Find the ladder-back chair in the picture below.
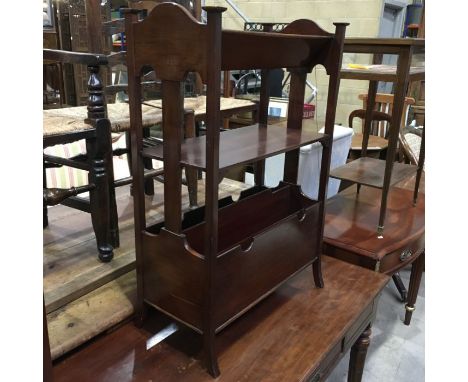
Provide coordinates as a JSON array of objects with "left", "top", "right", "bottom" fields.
[{"left": 43, "top": 51, "right": 116, "bottom": 262}]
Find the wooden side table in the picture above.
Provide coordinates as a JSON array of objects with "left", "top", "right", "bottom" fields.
[
  {"left": 52, "top": 257, "right": 389, "bottom": 381},
  {"left": 331, "top": 38, "right": 425, "bottom": 234},
  {"left": 324, "top": 185, "right": 424, "bottom": 325}
]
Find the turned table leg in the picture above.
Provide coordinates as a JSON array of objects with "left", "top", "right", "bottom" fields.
[
  {"left": 348, "top": 324, "right": 371, "bottom": 382},
  {"left": 404, "top": 251, "right": 425, "bottom": 325}
]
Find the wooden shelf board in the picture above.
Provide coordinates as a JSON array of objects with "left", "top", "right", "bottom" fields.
[
  {"left": 340, "top": 65, "right": 425, "bottom": 82},
  {"left": 143, "top": 123, "right": 328, "bottom": 170},
  {"left": 330, "top": 157, "right": 418, "bottom": 189}
]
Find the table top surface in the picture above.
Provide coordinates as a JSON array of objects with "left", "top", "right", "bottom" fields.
[
  {"left": 345, "top": 37, "right": 425, "bottom": 47},
  {"left": 324, "top": 185, "right": 425, "bottom": 260},
  {"left": 53, "top": 256, "right": 389, "bottom": 381},
  {"left": 340, "top": 64, "right": 425, "bottom": 82}
]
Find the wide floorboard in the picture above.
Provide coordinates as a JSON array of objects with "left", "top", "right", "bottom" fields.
[{"left": 44, "top": 178, "right": 249, "bottom": 359}]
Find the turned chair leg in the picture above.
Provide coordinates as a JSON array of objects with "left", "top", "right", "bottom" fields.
[
  {"left": 404, "top": 252, "right": 425, "bottom": 325},
  {"left": 348, "top": 324, "right": 372, "bottom": 382},
  {"left": 87, "top": 120, "right": 114, "bottom": 262}
]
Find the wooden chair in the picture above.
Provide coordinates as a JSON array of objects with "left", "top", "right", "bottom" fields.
[
  {"left": 399, "top": 125, "right": 424, "bottom": 165},
  {"left": 43, "top": 50, "right": 116, "bottom": 262},
  {"left": 349, "top": 93, "right": 415, "bottom": 160}
]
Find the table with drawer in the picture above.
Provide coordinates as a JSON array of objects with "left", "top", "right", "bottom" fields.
[{"left": 323, "top": 185, "right": 424, "bottom": 325}]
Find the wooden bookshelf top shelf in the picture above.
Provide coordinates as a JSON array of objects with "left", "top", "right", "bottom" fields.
[
  {"left": 340, "top": 64, "right": 425, "bottom": 82},
  {"left": 329, "top": 157, "right": 418, "bottom": 189},
  {"left": 143, "top": 123, "right": 328, "bottom": 171}
]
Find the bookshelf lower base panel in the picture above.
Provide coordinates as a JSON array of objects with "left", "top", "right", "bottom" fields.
[{"left": 140, "top": 183, "right": 323, "bottom": 332}]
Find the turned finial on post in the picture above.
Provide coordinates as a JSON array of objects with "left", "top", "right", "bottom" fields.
[{"left": 87, "top": 65, "right": 106, "bottom": 120}]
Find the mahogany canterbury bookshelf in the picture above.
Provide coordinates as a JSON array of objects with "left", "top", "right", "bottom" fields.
[{"left": 125, "top": 3, "right": 347, "bottom": 377}]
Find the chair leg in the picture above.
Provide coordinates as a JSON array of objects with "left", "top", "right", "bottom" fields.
[
  {"left": 87, "top": 119, "right": 113, "bottom": 262},
  {"left": 125, "top": 131, "right": 132, "bottom": 176},
  {"left": 107, "top": 134, "right": 119, "bottom": 249}
]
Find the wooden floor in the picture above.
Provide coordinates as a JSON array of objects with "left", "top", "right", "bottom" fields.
[{"left": 44, "top": 178, "right": 249, "bottom": 360}]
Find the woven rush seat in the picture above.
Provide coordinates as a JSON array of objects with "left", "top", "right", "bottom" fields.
[
  {"left": 145, "top": 95, "right": 256, "bottom": 117},
  {"left": 43, "top": 102, "right": 163, "bottom": 137},
  {"left": 43, "top": 96, "right": 256, "bottom": 137}
]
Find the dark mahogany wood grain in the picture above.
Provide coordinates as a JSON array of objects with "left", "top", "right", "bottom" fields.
[
  {"left": 125, "top": 2, "right": 347, "bottom": 375},
  {"left": 52, "top": 257, "right": 389, "bottom": 382},
  {"left": 143, "top": 123, "right": 328, "bottom": 170},
  {"left": 324, "top": 186, "right": 424, "bottom": 263},
  {"left": 330, "top": 157, "right": 418, "bottom": 189},
  {"left": 140, "top": 184, "right": 322, "bottom": 332},
  {"left": 323, "top": 184, "right": 424, "bottom": 325}
]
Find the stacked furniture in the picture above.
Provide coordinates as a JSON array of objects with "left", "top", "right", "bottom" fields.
[
  {"left": 331, "top": 38, "right": 425, "bottom": 234},
  {"left": 323, "top": 38, "right": 425, "bottom": 319},
  {"left": 126, "top": 3, "right": 347, "bottom": 376}
]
